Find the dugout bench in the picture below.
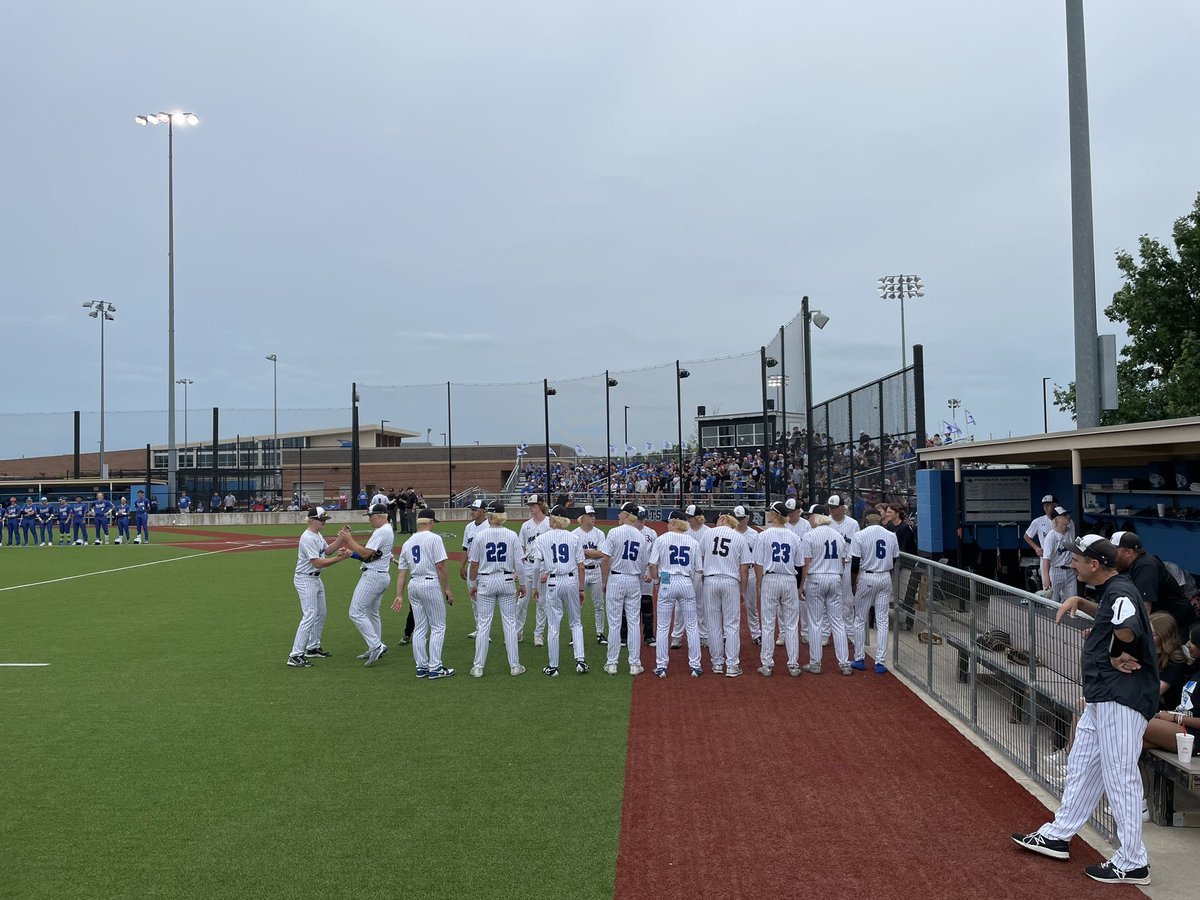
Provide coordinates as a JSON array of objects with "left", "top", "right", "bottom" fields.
[{"left": 1142, "top": 748, "right": 1200, "bottom": 827}]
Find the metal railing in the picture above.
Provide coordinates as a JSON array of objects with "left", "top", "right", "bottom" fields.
[{"left": 891, "top": 553, "right": 1114, "bottom": 840}]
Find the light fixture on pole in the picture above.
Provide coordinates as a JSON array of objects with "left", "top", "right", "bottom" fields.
[
  {"left": 605, "top": 373, "right": 618, "bottom": 505},
  {"left": 802, "top": 296, "right": 829, "bottom": 505},
  {"left": 544, "top": 381, "right": 557, "bottom": 499},
  {"left": 676, "top": 362, "right": 690, "bottom": 507},
  {"left": 136, "top": 109, "right": 200, "bottom": 512},
  {"left": 947, "top": 398, "right": 962, "bottom": 434},
  {"left": 878, "top": 275, "right": 922, "bottom": 436},
  {"left": 265, "top": 354, "right": 278, "bottom": 487},
  {"left": 83, "top": 301, "right": 116, "bottom": 478},
  {"left": 624, "top": 405, "right": 630, "bottom": 469},
  {"left": 760, "top": 350, "right": 779, "bottom": 509},
  {"left": 176, "top": 378, "right": 193, "bottom": 457}
]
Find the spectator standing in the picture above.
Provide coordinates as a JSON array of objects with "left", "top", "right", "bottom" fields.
[{"left": 1110, "top": 531, "right": 1194, "bottom": 633}]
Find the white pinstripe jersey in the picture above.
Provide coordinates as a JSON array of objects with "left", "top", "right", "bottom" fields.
[
  {"left": 830, "top": 515, "right": 859, "bottom": 543},
  {"left": 753, "top": 526, "right": 804, "bottom": 576},
  {"left": 650, "top": 531, "right": 701, "bottom": 578},
  {"left": 1042, "top": 528, "right": 1074, "bottom": 568},
  {"left": 700, "top": 525, "right": 751, "bottom": 578},
  {"left": 468, "top": 526, "right": 521, "bottom": 576},
  {"left": 600, "top": 523, "right": 650, "bottom": 576},
  {"left": 463, "top": 518, "right": 485, "bottom": 554},
  {"left": 361, "top": 523, "right": 395, "bottom": 573},
  {"left": 850, "top": 524, "right": 898, "bottom": 574},
  {"left": 788, "top": 517, "right": 811, "bottom": 539},
  {"left": 397, "top": 530, "right": 446, "bottom": 579},
  {"left": 519, "top": 516, "right": 549, "bottom": 562},
  {"left": 295, "top": 529, "right": 328, "bottom": 576},
  {"left": 803, "top": 524, "right": 848, "bottom": 576},
  {"left": 533, "top": 528, "right": 582, "bottom": 576}
]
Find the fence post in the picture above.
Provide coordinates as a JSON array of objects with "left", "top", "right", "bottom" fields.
[
  {"left": 968, "top": 578, "right": 979, "bottom": 725},
  {"left": 926, "top": 568, "right": 935, "bottom": 690},
  {"left": 893, "top": 563, "right": 901, "bottom": 671},
  {"left": 1027, "top": 597, "right": 1039, "bottom": 773}
]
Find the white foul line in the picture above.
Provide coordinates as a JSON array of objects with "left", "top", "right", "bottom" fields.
[
  {"left": 0, "top": 663, "right": 50, "bottom": 667},
  {"left": 0, "top": 543, "right": 256, "bottom": 594}
]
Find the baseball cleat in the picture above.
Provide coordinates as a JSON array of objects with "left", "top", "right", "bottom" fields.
[
  {"left": 752, "top": 635, "right": 761, "bottom": 646},
  {"left": 133, "top": 537, "right": 141, "bottom": 544},
  {"left": 467, "top": 631, "right": 477, "bottom": 639},
  {"left": 822, "top": 637, "right": 830, "bottom": 647},
  {"left": 654, "top": 667, "right": 667, "bottom": 678},
  {"left": 286, "top": 654, "right": 312, "bottom": 668},
  {"left": 596, "top": 633, "right": 608, "bottom": 645},
  {"left": 629, "top": 664, "right": 644, "bottom": 676},
  {"left": 364, "top": 645, "right": 384, "bottom": 667},
  {"left": 415, "top": 666, "right": 429, "bottom": 678},
  {"left": 510, "top": 665, "right": 526, "bottom": 676},
  {"left": 398, "top": 635, "right": 411, "bottom": 645},
  {"left": 1084, "top": 861, "right": 1149, "bottom": 885},
  {"left": 775, "top": 636, "right": 785, "bottom": 646},
  {"left": 725, "top": 665, "right": 742, "bottom": 677},
  {"left": 700, "top": 639, "right": 708, "bottom": 648},
  {"left": 575, "top": 660, "right": 589, "bottom": 674},
  {"left": 757, "top": 665, "right": 773, "bottom": 677},
  {"left": 1010, "top": 832, "right": 1069, "bottom": 860},
  {"left": 690, "top": 667, "right": 702, "bottom": 678},
  {"left": 839, "top": 664, "right": 853, "bottom": 676},
  {"left": 426, "top": 666, "right": 456, "bottom": 680},
  {"left": 874, "top": 663, "right": 888, "bottom": 675},
  {"left": 469, "top": 666, "right": 484, "bottom": 678},
  {"left": 850, "top": 659, "right": 866, "bottom": 671},
  {"left": 94, "top": 539, "right": 101, "bottom": 545},
  {"left": 603, "top": 663, "right": 618, "bottom": 675},
  {"left": 803, "top": 663, "right": 822, "bottom": 675},
  {"left": 712, "top": 664, "right": 724, "bottom": 675},
  {"left": 356, "top": 650, "right": 370, "bottom": 659},
  {"left": 533, "top": 635, "right": 545, "bottom": 647},
  {"left": 304, "top": 646, "right": 332, "bottom": 659},
  {"left": 788, "top": 664, "right": 803, "bottom": 677},
  {"left": 114, "top": 537, "right": 122, "bottom": 545},
  {"left": 542, "top": 666, "right": 559, "bottom": 677},
  {"left": 670, "top": 639, "right": 681, "bottom": 649}
]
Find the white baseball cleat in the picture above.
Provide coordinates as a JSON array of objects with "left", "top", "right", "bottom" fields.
[
  {"left": 470, "top": 666, "right": 484, "bottom": 678},
  {"left": 533, "top": 635, "right": 545, "bottom": 647},
  {"left": 510, "top": 665, "right": 526, "bottom": 676},
  {"left": 603, "top": 663, "right": 618, "bottom": 675},
  {"left": 629, "top": 665, "right": 644, "bottom": 676}
]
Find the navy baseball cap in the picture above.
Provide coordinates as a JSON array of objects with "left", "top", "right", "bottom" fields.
[
  {"left": 806, "top": 504, "right": 830, "bottom": 516},
  {"left": 684, "top": 504, "right": 704, "bottom": 519},
  {"left": 768, "top": 500, "right": 789, "bottom": 518},
  {"left": 416, "top": 507, "right": 438, "bottom": 522},
  {"left": 549, "top": 504, "right": 570, "bottom": 518},
  {"left": 486, "top": 500, "right": 506, "bottom": 513},
  {"left": 365, "top": 503, "right": 389, "bottom": 516},
  {"left": 307, "top": 506, "right": 331, "bottom": 520},
  {"left": 619, "top": 501, "right": 639, "bottom": 516},
  {"left": 636, "top": 505, "right": 648, "bottom": 520},
  {"left": 666, "top": 508, "right": 687, "bottom": 522},
  {"left": 1069, "top": 534, "right": 1118, "bottom": 567}
]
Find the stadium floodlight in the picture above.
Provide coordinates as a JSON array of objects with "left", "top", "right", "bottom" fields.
[
  {"left": 605, "top": 372, "right": 618, "bottom": 504},
  {"left": 811, "top": 311, "right": 830, "bottom": 330},
  {"left": 674, "top": 362, "right": 690, "bottom": 505},
  {"left": 82, "top": 301, "right": 116, "bottom": 478},
  {"left": 135, "top": 107, "right": 201, "bottom": 513}
]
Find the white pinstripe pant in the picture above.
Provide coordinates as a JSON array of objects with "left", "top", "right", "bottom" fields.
[
  {"left": 656, "top": 579, "right": 699, "bottom": 671},
  {"left": 806, "top": 575, "right": 847, "bottom": 666},
  {"left": 544, "top": 573, "right": 585, "bottom": 668},
  {"left": 349, "top": 570, "right": 390, "bottom": 649},
  {"left": 606, "top": 574, "right": 643, "bottom": 667},
  {"left": 850, "top": 572, "right": 891, "bottom": 664},
  {"left": 409, "top": 577, "right": 447, "bottom": 671},
  {"left": 672, "top": 574, "right": 707, "bottom": 641},
  {"left": 291, "top": 574, "right": 327, "bottom": 656},
  {"left": 1038, "top": 701, "right": 1149, "bottom": 870},
  {"left": 583, "top": 570, "right": 604, "bottom": 635},
  {"left": 759, "top": 574, "right": 800, "bottom": 669},
  {"left": 1049, "top": 567, "right": 1076, "bottom": 605},
  {"left": 744, "top": 571, "right": 760, "bottom": 639},
  {"left": 474, "top": 574, "right": 521, "bottom": 671},
  {"left": 704, "top": 576, "right": 742, "bottom": 669}
]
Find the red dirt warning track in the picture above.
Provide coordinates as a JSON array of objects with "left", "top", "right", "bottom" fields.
[{"left": 614, "top": 642, "right": 1146, "bottom": 900}]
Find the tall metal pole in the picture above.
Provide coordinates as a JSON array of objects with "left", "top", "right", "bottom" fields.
[
  {"left": 350, "top": 383, "right": 360, "bottom": 506},
  {"left": 167, "top": 117, "right": 178, "bottom": 512},
  {"left": 605, "top": 371, "right": 613, "bottom": 506},
  {"left": 624, "top": 405, "right": 630, "bottom": 470},
  {"left": 182, "top": 381, "right": 189, "bottom": 447},
  {"left": 73, "top": 411, "right": 81, "bottom": 478},
  {"left": 446, "top": 381, "right": 454, "bottom": 503},
  {"left": 99, "top": 308, "right": 107, "bottom": 478},
  {"left": 271, "top": 358, "right": 278, "bottom": 479},
  {"left": 1042, "top": 377, "right": 1051, "bottom": 433},
  {"left": 779, "top": 324, "right": 787, "bottom": 497},
  {"left": 802, "top": 296, "right": 815, "bottom": 505},
  {"left": 675, "top": 361, "right": 684, "bottom": 508},
  {"left": 543, "top": 379, "right": 552, "bottom": 501},
  {"left": 1066, "top": 0, "right": 1099, "bottom": 428},
  {"left": 760, "top": 347, "right": 771, "bottom": 510}
]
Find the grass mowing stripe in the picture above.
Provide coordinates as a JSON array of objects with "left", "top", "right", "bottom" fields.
[
  {"left": 1, "top": 531, "right": 629, "bottom": 899},
  {"left": 0, "top": 543, "right": 252, "bottom": 593}
]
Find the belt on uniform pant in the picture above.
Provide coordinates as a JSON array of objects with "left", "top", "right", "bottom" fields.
[
  {"left": 548, "top": 572, "right": 576, "bottom": 581},
  {"left": 1054, "top": 566, "right": 1073, "bottom": 571},
  {"left": 306, "top": 572, "right": 321, "bottom": 577},
  {"left": 584, "top": 564, "right": 598, "bottom": 570}
]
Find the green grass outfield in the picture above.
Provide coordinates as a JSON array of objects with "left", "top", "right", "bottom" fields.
[{"left": 0, "top": 524, "right": 630, "bottom": 899}]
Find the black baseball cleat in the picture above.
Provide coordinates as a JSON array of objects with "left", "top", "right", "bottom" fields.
[
  {"left": 398, "top": 635, "right": 411, "bottom": 645},
  {"left": 575, "top": 660, "right": 589, "bottom": 674},
  {"left": 596, "top": 633, "right": 608, "bottom": 645},
  {"left": 304, "top": 646, "right": 332, "bottom": 658},
  {"left": 1010, "top": 831, "right": 1069, "bottom": 860},
  {"left": 542, "top": 666, "right": 559, "bottom": 677},
  {"left": 1084, "top": 861, "right": 1150, "bottom": 885},
  {"left": 287, "top": 654, "right": 313, "bottom": 668}
]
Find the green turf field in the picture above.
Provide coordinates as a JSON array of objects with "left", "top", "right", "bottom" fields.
[{"left": 0, "top": 524, "right": 630, "bottom": 899}]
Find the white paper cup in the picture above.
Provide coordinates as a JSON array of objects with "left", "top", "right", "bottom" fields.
[
  {"left": 1108, "top": 503, "right": 1116, "bottom": 514},
  {"left": 1177, "top": 731, "right": 1195, "bottom": 763},
  {"left": 1157, "top": 503, "right": 1167, "bottom": 517}
]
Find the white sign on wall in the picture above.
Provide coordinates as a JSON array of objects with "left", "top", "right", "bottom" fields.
[{"left": 963, "top": 475, "right": 1032, "bottom": 523}]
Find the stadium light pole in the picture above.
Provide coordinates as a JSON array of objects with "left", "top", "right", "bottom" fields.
[
  {"left": 676, "top": 361, "right": 690, "bottom": 508},
  {"left": 878, "top": 275, "right": 923, "bottom": 437},
  {"left": 265, "top": 355, "right": 278, "bottom": 486},
  {"left": 176, "top": 378, "right": 193, "bottom": 458},
  {"left": 761, "top": 349, "right": 779, "bottom": 510},
  {"left": 802, "top": 296, "right": 829, "bottom": 505},
  {"left": 136, "top": 110, "right": 199, "bottom": 511},
  {"left": 1042, "top": 377, "right": 1051, "bottom": 433},
  {"left": 544, "top": 380, "right": 556, "bottom": 500},
  {"left": 83, "top": 301, "right": 116, "bottom": 478},
  {"left": 605, "top": 372, "right": 618, "bottom": 506},
  {"left": 624, "top": 405, "right": 630, "bottom": 470}
]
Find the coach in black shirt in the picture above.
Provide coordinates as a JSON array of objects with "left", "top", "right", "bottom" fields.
[
  {"left": 1011, "top": 535, "right": 1157, "bottom": 885},
  {"left": 1111, "top": 531, "right": 1193, "bottom": 633}
]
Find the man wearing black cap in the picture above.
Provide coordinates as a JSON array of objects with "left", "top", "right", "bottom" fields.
[
  {"left": 287, "top": 507, "right": 353, "bottom": 668},
  {"left": 753, "top": 501, "right": 805, "bottom": 677},
  {"left": 338, "top": 502, "right": 395, "bottom": 667},
  {"left": 597, "top": 502, "right": 651, "bottom": 676},
  {"left": 531, "top": 505, "right": 588, "bottom": 675},
  {"left": 461, "top": 499, "right": 488, "bottom": 640},
  {"left": 1110, "top": 531, "right": 1193, "bottom": 633},
  {"left": 573, "top": 504, "right": 607, "bottom": 644},
  {"left": 1012, "top": 535, "right": 1157, "bottom": 885}
]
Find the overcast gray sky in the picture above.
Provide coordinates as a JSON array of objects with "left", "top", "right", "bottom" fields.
[{"left": 3, "top": 0, "right": 1198, "bottom": 457}]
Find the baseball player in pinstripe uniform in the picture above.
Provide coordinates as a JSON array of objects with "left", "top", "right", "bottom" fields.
[
  {"left": 701, "top": 513, "right": 751, "bottom": 676},
  {"left": 733, "top": 506, "right": 761, "bottom": 645},
  {"left": 598, "top": 502, "right": 651, "bottom": 675},
  {"left": 532, "top": 505, "right": 588, "bottom": 675},
  {"left": 650, "top": 509, "right": 703, "bottom": 677},
  {"left": 753, "top": 501, "right": 805, "bottom": 677},
  {"left": 671, "top": 504, "right": 710, "bottom": 648},
  {"left": 519, "top": 496, "right": 550, "bottom": 645},
  {"left": 287, "top": 507, "right": 352, "bottom": 667},
  {"left": 392, "top": 507, "right": 455, "bottom": 679},
  {"left": 461, "top": 499, "right": 487, "bottom": 639},
  {"left": 573, "top": 504, "right": 607, "bottom": 644},
  {"left": 784, "top": 498, "right": 811, "bottom": 646},
  {"left": 849, "top": 518, "right": 899, "bottom": 674},
  {"left": 467, "top": 501, "right": 527, "bottom": 677},
  {"left": 1039, "top": 507, "right": 1076, "bottom": 605},
  {"left": 827, "top": 495, "right": 858, "bottom": 641},
  {"left": 339, "top": 503, "right": 395, "bottom": 666},
  {"left": 802, "top": 504, "right": 853, "bottom": 675},
  {"left": 1012, "top": 535, "right": 1157, "bottom": 886}
]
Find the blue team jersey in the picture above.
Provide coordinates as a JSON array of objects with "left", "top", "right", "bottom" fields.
[
  {"left": 116, "top": 503, "right": 130, "bottom": 518},
  {"left": 73, "top": 502, "right": 88, "bottom": 520},
  {"left": 22, "top": 503, "right": 36, "bottom": 519},
  {"left": 177, "top": 496, "right": 190, "bottom": 510},
  {"left": 135, "top": 498, "right": 150, "bottom": 516},
  {"left": 93, "top": 500, "right": 113, "bottom": 519},
  {"left": 37, "top": 503, "right": 52, "bottom": 519},
  {"left": 5, "top": 504, "right": 17, "bottom": 521},
  {"left": 56, "top": 505, "right": 71, "bottom": 522}
]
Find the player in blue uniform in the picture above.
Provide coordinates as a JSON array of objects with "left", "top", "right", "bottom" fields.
[
  {"left": 56, "top": 499, "right": 72, "bottom": 545},
  {"left": 93, "top": 492, "right": 113, "bottom": 545},
  {"left": 37, "top": 497, "right": 54, "bottom": 546},
  {"left": 178, "top": 491, "right": 191, "bottom": 515},
  {"left": 3, "top": 498, "right": 19, "bottom": 546},
  {"left": 133, "top": 490, "right": 151, "bottom": 544},
  {"left": 21, "top": 497, "right": 38, "bottom": 546},
  {"left": 114, "top": 496, "right": 132, "bottom": 544},
  {"left": 71, "top": 497, "right": 89, "bottom": 545}
]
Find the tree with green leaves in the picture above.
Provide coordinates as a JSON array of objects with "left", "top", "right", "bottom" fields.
[{"left": 1055, "top": 192, "right": 1200, "bottom": 424}]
